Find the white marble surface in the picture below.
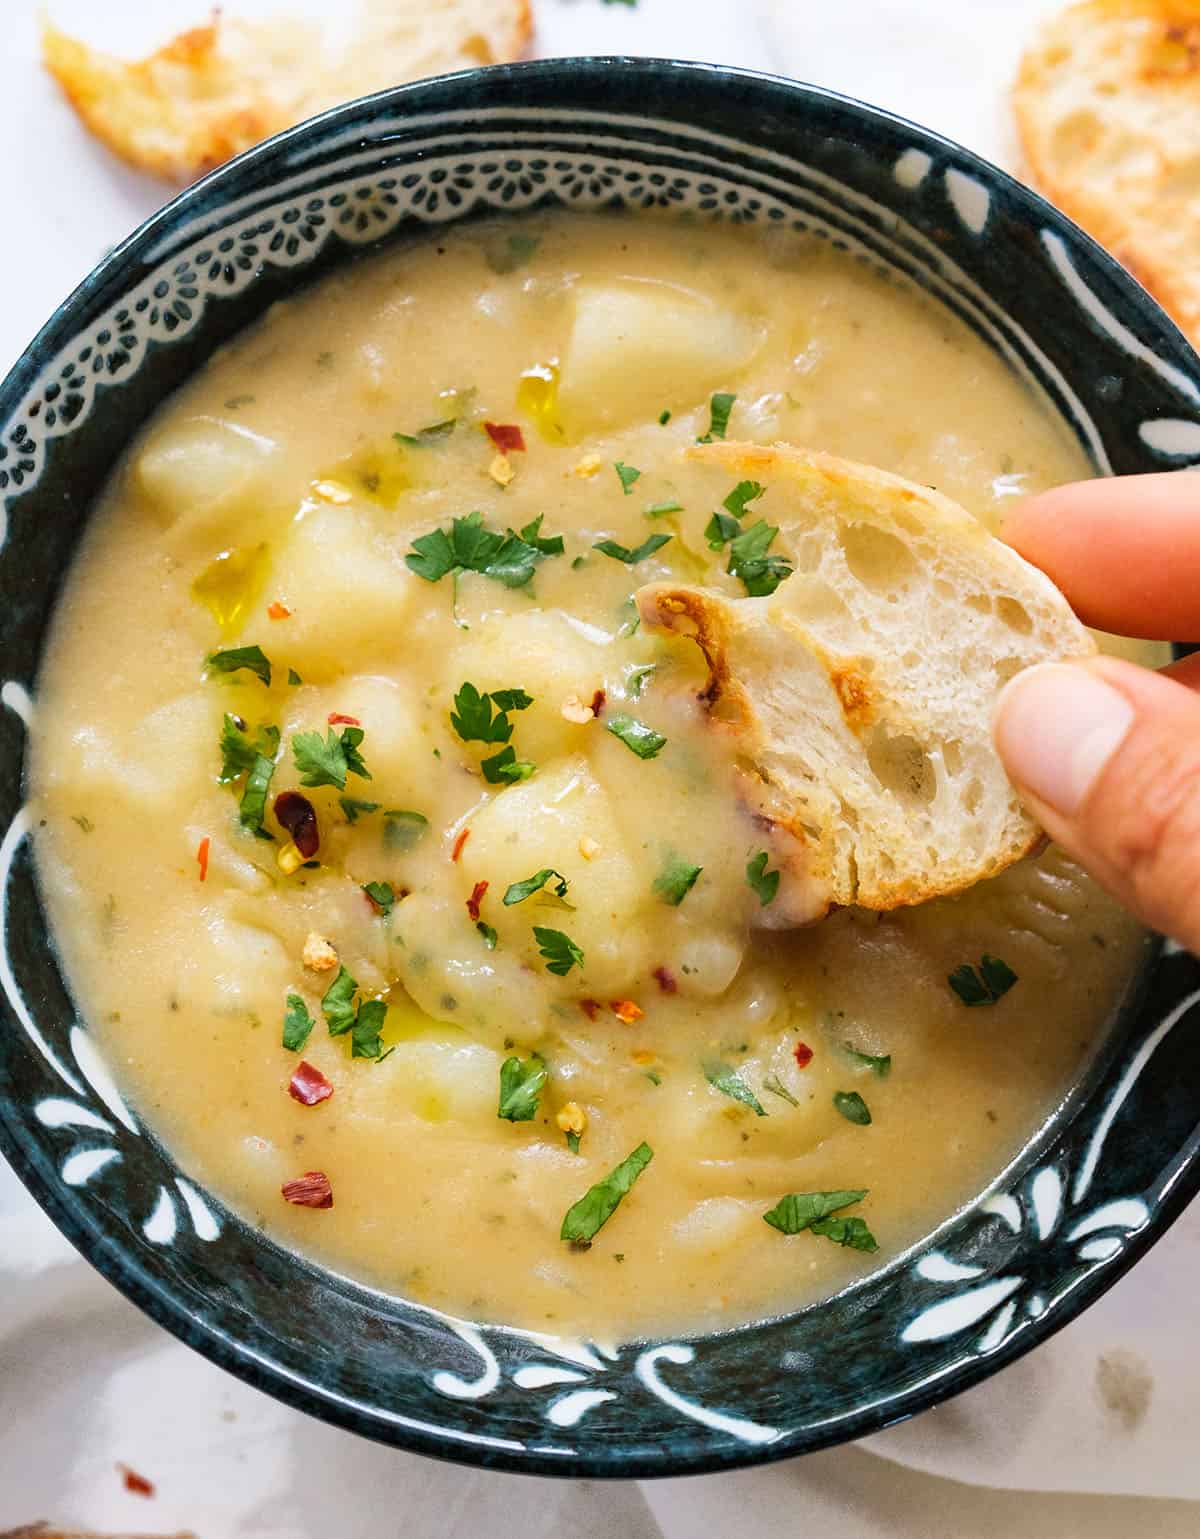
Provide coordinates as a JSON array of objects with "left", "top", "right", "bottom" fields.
[{"left": 3, "top": 0, "right": 1200, "bottom": 1531}]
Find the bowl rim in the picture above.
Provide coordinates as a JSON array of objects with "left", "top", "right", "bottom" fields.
[{"left": 3, "top": 53, "right": 1199, "bottom": 1479}]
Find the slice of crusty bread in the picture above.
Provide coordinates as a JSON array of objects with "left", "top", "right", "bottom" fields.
[
  {"left": 636, "top": 442, "right": 1095, "bottom": 915},
  {"left": 1014, "top": 0, "right": 1200, "bottom": 349},
  {"left": 43, "top": 0, "right": 532, "bottom": 183},
  {"left": 0, "top": 1529, "right": 195, "bottom": 1539}
]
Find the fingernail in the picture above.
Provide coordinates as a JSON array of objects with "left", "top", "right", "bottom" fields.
[{"left": 994, "top": 663, "right": 1135, "bottom": 815}]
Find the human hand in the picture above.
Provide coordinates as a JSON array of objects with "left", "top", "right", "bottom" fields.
[{"left": 993, "top": 473, "right": 1200, "bottom": 952}]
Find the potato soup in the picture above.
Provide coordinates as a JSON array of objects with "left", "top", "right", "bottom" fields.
[{"left": 30, "top": 213, "right": 1149, "bottom": 1341}]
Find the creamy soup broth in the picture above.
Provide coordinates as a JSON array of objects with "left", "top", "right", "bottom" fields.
[{"left": 30, "top": 213, "right": 1150, "bottom": 1340}]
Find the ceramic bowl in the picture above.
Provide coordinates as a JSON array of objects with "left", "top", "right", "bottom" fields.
[{"left": 2, "top": 59, "right": 1199, "bottom": 1479}]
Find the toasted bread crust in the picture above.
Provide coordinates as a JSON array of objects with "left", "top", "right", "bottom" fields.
[
  {"left": 43, "top": 0, "right": 533, "bottom": 183},
  {"left": 0, "top": 1529, "right": 196, "bottom": 1539},
  {"left": 638, "top": 442, "right": 1094, "bottom": 915},
  {"left": 1014, "top": 0, "right": 1200, "bottom": 348}
]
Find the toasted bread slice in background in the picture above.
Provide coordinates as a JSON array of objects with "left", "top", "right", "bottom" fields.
[
  {"left": 43, "top": 0, "right": 532, "bottom": 182},
  {"left": 636, "top": 442, "right": 1095, "bottom": 915},
  {"left": 1014, "top": 0, "right": 1200, "bottom": 349},
  {"left": 0, "top": 1528, "right": 195, "bottom": 1539}
]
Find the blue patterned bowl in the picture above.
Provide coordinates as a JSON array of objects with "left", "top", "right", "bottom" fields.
[{"left": 2, "top": 59, "right": 1200, "bottom": 1478}]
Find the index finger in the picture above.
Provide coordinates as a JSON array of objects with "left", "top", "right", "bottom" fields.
[{"left": 1002, "top": 472, "right": 1200, "bottom": 641}]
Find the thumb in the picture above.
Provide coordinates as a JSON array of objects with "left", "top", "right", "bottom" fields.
[{"left": 993, "top": 656, "right": 1200, "bottom": 953}]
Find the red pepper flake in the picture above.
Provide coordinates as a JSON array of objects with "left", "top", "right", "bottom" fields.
[
  {"left": 466, "top": 879, "right": 489, "bottom": 921},
  {"left": 579, "top": 999, "right": 602, "bottom": 1021},
  {"left": 288, "top": 1061, "right": 334, "bottom": 1106},
  {"left": 282, "top": 1170, "right": 333, "bottom": 1208},
  {"left": 484, "top": 421, "right": 526, "bottom": 453},
  {"left": 195, "top": 835, "right": 210, "bottom": 882},
  {"left": 327, "top": 712, "right": 361, "bottom": 726},
  {"left": 610, "top": 999, "right": 644, "bottom": 1024},
  {"left": 451, "top": 827, "right": 471, "bottom": 863},
  {"left": 119, "top": 1464, "right": 154, "bottom": 1497},
  {"left": 793, "top": 1042, "right": 814, "bottom": 1070},
  {"left": 267, "top": 601, "right": 291, "bottom": 620},
  {"left": 590, "top": 688, "right": 606, "bottom": 717},
  {"left": 652, "top": 966, "right": 677, "bottom": 995},
  {"left": 274, "top": 791, "right": 319, "bottom": 859}
]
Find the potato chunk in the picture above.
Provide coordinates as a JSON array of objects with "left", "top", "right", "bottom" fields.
[
  {"left": 135, "top": 414, "right": 276, "bottom": 540},
  {"left": 267, "top": 505, "right": 414, "bottom": 680},
  {"left": 447, "top": 611, "right": 609, "bottom": 762},
  {"left": 171, "top": 907, "right": 291, "bottom": 1016},
  {"left": 461, "top": 756, "right": 652, "bottom": 990},
  {"left": 44, "top": 689, "right": 217, "bottom": 817},
  {"left": 392, "top": 893, "right": 559, "bottom": 1048},
  {"left": 289, "top": 675, "right": 432, "bottom": 801},
  {"left": 558, "top": 280, "right": 763, "bottom": 433}
]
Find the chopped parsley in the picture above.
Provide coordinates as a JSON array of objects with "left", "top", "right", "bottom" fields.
[
  {"left": 206, "top": 644, "right": 272, "bottom": 687},
  {"left": 383, "top": 809, "right": 429, "bottom": 850},
  {"left": 652, "top": 855, "right": 702, "bottom": 906},
  {"left": 321, "top": 965, "right": 388, "bottom": 1059},
  {"left": 626, "top": 665, "right": 656, "bottom": 700},
  {"left": 321, "top": 965, "right": 359, "bottom": 1037},
  {"left": 616, "top": 596, "right": 641, "bottom": 637},
  {"left": 560, "top": 1141, "right": 653, "bottom": 1245},
  {"left": 238, "top": 728, "right": 281, "bottom": 835},
  {"left": 948, "top": 955, "right": 1018, "bottom": 1006},
  {"left": 762, "top": 1189, "right": 874, "bottom": 1250},
  {"left": 489, "top": 687, "right": 535, "bottom": 711},
  {"left": 727, "top": 521, "right": 794, "bottom": 597},
  {"left": 658, "top": 408, "right": 672, "bottom": 425},
  {"left": 451, "top": 682, "right": 531, "bottom": 745},
  {"left": 614, "top": 462, "right": 642, "bottom": 495},
  {"left": 292, "top": 725, "right": 371, "bottom": 792},
  {"left": 833, "top": 1090, "right": 872, "bottom": 1126},
  {"left": 287, "top": 668, "right": 303, "bottom": 687},
  {"left": 698, "top": 391, "right": 736, "bottom": 443},
  {"left": 704, "top": 510, "right": 742, "bottom": 549},
  {"left": 605, "top": 712, "right": 666, "bottom": 759},
  {"left": 566, "top": 1129, "right": 582, "bottom": 1154},
  {"left": 723, "top": 479, "right": 766, "bottom": 518},
  {"left": 504, "top": 868, "right": 570, "bottom": 906},
  {"left": 518, "top": 514, "right": 565, "bottom": 556},
  {"left": 745, "top": 850, "right": 781, "bottom": 906},
  {"left": 339, "top": 797, "right": 380, "bottom": 824},
  {"left": 593, "top": 533, "right": 672, "bottom": 565},
  {"left": 282, "top": 992, "right": 316, "bottom": 1052},
  {"left": 477, "top": 920, "right": 499, "bottom": 949},
  {"left": 807, "top": 1213, "right": 878, "bottom": 1250},
  {"left": 645, "top": 499, "right": 683, "bottom": 519},
  {"left": 497, "top": 1053, "right": 548, "bottom": 1121},
  {"left": 394, "top": 420, "right": 456, "bottom": 448},
  {"left": 486, "top": 232, "right": 541, "bottom": 273},
  {"left": 842, "top": 1043, "right": 892, "bottom": 1078},
  {"left": 704, "top": 1061, "right": 767, "bottom": 1117},
  {"left": 762, "top": 1072, "right": 799, "bottom": 1107},
  {"left": 534, "top": 926, "right": 585, "bottom": 976},
  {"left": 218, "top": 713, "right": 272, "bottom": 784},
  {"left": 405, "top": 510, "right": 561, "bottom": 590},
  {"left": 362, "top": 881, "right": 395, "bottom": 918},
  {"left": 481, "top": 746, "right": 537, "bottom": 784},
  {"left": 351, "top": 999, "right": 389, "bottom": 1060},
  {"left": 452, "top": 687, "right": 536, "bottom": 781}
]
